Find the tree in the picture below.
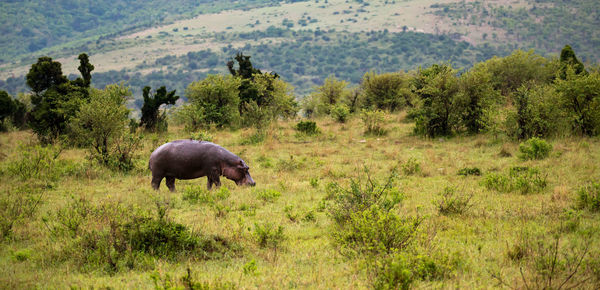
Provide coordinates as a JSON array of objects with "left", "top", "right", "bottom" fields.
[
  {"left": 455, "top": 68, "right": 499, "bottom": 134},
  {"left": 555, "top": 69, "right": 600, "bottom": 136},
  {"left": 69, "top": 84, "right": 139, "bottom": 170},
  {"left": 302, "top": 75, "right": 349, "bottom": 117},
  {"left": 360, "top": 71, "right": 413, "bottom": 111},
  {"left": 26, "top": 54, "right": 94, "bottom": 143},
  {"left": 0, "top": 90, "right": 14, "bottom": 131},
  {"left": 559, "top": 45, "right": 586, "bottom": 80},
  {"left": 411, "top": 63, "right": 459, "bottom": 137},
  {"left": 139, "top": 86, "right": 179, "bottom": 132},
  {"left": 180, "top": 74, "right": 242, "bottom": 129}
]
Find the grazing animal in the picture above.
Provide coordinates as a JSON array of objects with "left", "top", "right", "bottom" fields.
[{"left": 149, "top": 139, "right": 255, "bottom": 191}]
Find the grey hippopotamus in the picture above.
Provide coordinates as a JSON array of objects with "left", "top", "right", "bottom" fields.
[{"left": 149, "top": 139, "right": 255, "bottom": 191}]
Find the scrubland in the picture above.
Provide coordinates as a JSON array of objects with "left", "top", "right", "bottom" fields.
[{"left": 1, "top": 113, "right": 599, "bottom": 288}]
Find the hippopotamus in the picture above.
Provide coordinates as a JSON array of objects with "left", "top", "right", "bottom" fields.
[{"left": 149, "top": 139, "right": 255, "bottom": 191}]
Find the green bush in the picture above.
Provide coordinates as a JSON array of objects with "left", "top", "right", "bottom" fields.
[
  {"left": 483, "top": 166, "right": 547, "bottom": 194},
  {"left": 327, "top": 167, "right": 403, "bottom": 226},
  {"left": 0, "top": 185, "right": 45, "bottom": 239},
  {"left": 2, "top": 144, "right": 62, "bottom": 182},
  {"left": 518, "top": 137, "right": 552, "bottom": 160},
  {"left": 505, "top": 84, "right": 565, "bottom": 139},
  {"left": 332, "top": 205, "right": 422, "bottom": 257},
  {"left": 256, "top": 189, "right": 281, "bottom": 202},
  {"left": 360, "top": 71, "right": 413, "bottom": 112},
  {"left": 48, "top": 198, "right": 235, "bottom": 273},
  {"left": 434, "top": 186, "right": 474, "bottom": 215},
  {"left": 253, "top": 222, "right": 285, "bottom": 249},
  {"left": 330, "top": 103, "right": 350, "bottom": 123},
  {"left": 295, "top": 120, "right": 320, "bottom": 135},
  {"left": 576, "top": 182, "right": 600, "bottom": 212},
  {"left": 372, "top": 253, "right": 452, "bottom": 290},
  {"left": 239, "top": 130, "right": 266, "bottom": 145},
  {"left": 457, "top": 167, "right": 481, "bottom": 176},
  {"left": 361, "top": 109, "right": 387, "bottom": 136},
  {"left": 182, "top": 186, "right": 230, "bottom": 205},
  {"left": 401, "top": 158, "right": 421, "bottom": 176}
]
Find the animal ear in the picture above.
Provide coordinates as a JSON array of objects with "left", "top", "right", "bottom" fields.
[{"left": 239, "top": 160, "right": 243, "bottom": 165}]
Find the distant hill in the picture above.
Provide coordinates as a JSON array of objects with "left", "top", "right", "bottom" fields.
[{"left": 1, "top": 0, "right": 597, "bottom": 101}]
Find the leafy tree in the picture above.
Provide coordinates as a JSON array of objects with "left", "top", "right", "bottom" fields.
[
  {"left": 228, "top": 52, "right": 272, "bottom": 112},
  {"left": 480, "top": 50, "right": 556, "bottom": 97},
  {"left": 302, "top": 75, "right": 350, "bottom": 117},
  {"left": 0, "top": 90, "right": 14, "bottom": 131},
  {"left": 69, "top": 84, "right": 139, "bottom": 170},
  {"left": 411, "top": 64, "right": 459, "bottom": 138},
  {"left": 241, "top": 72, "right": 297, "bottom": 128},
  {"left": 555, "top": 69, "right": 600, "bottom": 136},
  {"left": 360, "top": 71, "right": 413, "bottom": 111},
  {"left": 559, "top": 45, "right": 587, "bottom": 80},
  {"left": 139, "top": 86, "right": 179, "bottom": 132},
  {"left": 454, "top": 67, "right": 499, "bottom": 134},
  {"left": 180, "top": 74, "right": 242, "bottom": 129},
  {"left": 505, "top": 83, "right": 565, "bottom": 139},
  {"left": 26, "top": 55, "right": 94, "bottom": 143}
]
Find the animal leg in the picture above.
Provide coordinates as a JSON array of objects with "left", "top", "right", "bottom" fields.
[
  {"left": 166, "top": 177, "right": 176, "bottom": 192},
  {"left": 151, "top": 175, "right": 163, "bottom": 190}
]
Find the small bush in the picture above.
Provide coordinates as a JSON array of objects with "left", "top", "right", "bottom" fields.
[
  {"left": 48, "top": 199, "right": 236, "bottom": 273},
  {"left": 331, "top": 104, "right": 350, "bottom": 123},
  {"left": 253, "top": 222, "right": 285, "bottom": 249},
  {"left": 327, "top": 166, "right": 403, "bottom": 225},
  {"left": 276, "top": 155, "right": 304, "bottom": 172},
  {"left": 295, "top": 120, "right": 320, "bottom": 135},
  {"left": 332, "top": 205, "right": 422, "bottom": 257},
  {"left": 482, "top": 166, "right": 547, "bottom": 194},
  {"left": 3, "top": 144, "right": 62, "bottom": 182},
  {"left": 576, "top": 182, "right": 600, "bottom": 212},
  {"left": 256, "top": 189, "right": 281, "bottom": 203},
  {"left": 434, "top": 186, "right": 474, "bottom": 215},
  {"left": 190, "top": 131, "right": 214, "bottom": 142},
  {"left": 493, "top": 230, "right": 599, "bottom": 289},
  {"left": 372, "top": 252, "right": 453, "bottom": 290},
  {"left": 309, "top": 177, "right": 319, "bottom": 188},
  {"left": 518, "top": 137, "right": 552, "bottom": 160},
  {"left": 457, "top": 167, "right": 481, "bottom": 176},
  {"left": 361, "top": 109, "right": 387, "bottom": 136},
  {"left": 401, "top": 158, "right": 421, "bottom": 175},
  {"left": 239, "top": 130, "right": 266, "bottom": 145},
  {"left": 183, "top": 186, "right": 230, "bottom": 205},
  {"left": 0, "top": 185, "right": 45, "bottom": 239}
]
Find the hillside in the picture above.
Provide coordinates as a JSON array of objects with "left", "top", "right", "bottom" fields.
[{"left": 1, "top": 0, "right": 598, "bottom": 99}]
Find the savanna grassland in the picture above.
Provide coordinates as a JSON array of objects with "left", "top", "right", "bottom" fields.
[{"left": 1, "top": 113, "right": 599, "bottom": 288}]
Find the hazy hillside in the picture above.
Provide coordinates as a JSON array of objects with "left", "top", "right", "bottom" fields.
[{"left": 1, "top": 0, "right": 598, "bottom": 100}]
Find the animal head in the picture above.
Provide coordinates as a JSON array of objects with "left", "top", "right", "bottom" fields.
[{"left": 223, "top": 160, "right": 256, "bottom": 186}]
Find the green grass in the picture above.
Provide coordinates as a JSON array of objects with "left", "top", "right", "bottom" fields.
[{"left": 1, "top": 113, "right": 599, "bottom": 288}]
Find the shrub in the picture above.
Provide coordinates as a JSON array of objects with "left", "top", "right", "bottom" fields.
[
  {"left": 555, "top": 69, "right": 600, "bottom": 136},
  {"left": 302, "top": 75, "right": 350, "bottom": 117},
  {"left": 183, "top": 186, "right": 230, "bottom": 205},
  {"left": 518, "top": 137, "right": 552, "bottom": 160},
  {"left": 48, "top": 198, "right": 235, "bottom": 273},
  {"left": 411, "top": 63, "right": 459, "bottom": 138},
  {"left": 0, "top": 185, "right": 45, "bottom": 239},
  {"left": 434, "top": 186, "right": 474, "bottom": 215},
  {"left": 295, "top": 120, "right": 320, "bottom": 135},
  {"left": 360, "top": 71, "right": 413, "bottom": 111},
  {"left": 330, "top": 103, "right": 350, "bottom": 123},
  {"left": 454, "top": 68, "right": 498, "bottom": 135},
  {"left": 483, "top": 166, "right": 547, "bottom": 194},
  {"left": 457, "top": 167, "right": 481, "bottom": 176},
  {"left": 69, "top": 84, "right": 141, "bottom": 171},
  {"left": 492, "top": 230, "right": 599, "bottom": 289},
  {"left": 327, "top": 166, "right": 403, "bottom": 226},
  {"left": 253, "top": 222, "right": 285, "bottom": 249},
  {"left": 505, "top": 84, "right": 565, "bottom": 139},
  {"left": 3, "top": 144, "right": 62, "bottom": 182},
  {"left": 239, "top": 130, "right": 266, "bottom": 145},
  {"left": 332, "top": 205, "right": 422, "bottom": 257},
  {"left": 256, "top": 189, "right": 281, "bottom": 203},
  {"left": 361, "top": 109, "right": 387, "bottom": 136},
  {"left": 372, "top": 252, "right": 453, "bottom": 290},
  {"left": 401, "top": 158, "right": 421, "bottom": 175},
  {"left": 182, "top": 74, "right": 242, "bottom": 129},
  {"left": 576, "top": 182, "right": 600, "bottom": 212}
]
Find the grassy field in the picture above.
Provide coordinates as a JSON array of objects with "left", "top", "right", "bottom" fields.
[{"left": 1, "top": 112, "right": 599, "bottom": 288}]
